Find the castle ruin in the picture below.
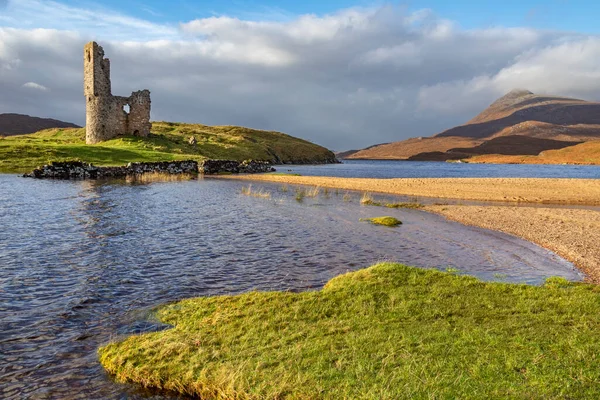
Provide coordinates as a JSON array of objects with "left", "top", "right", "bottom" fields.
[{"left": 84, "top": 42, "right": 151, "bottom": 144}]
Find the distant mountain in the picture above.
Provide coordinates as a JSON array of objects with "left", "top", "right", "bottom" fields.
[
  {"left": 0, "top": 113, "right": 80, "bottom": 136},
  {"left": 348, "top": 90, "right": 600, "bottom": 161},
  {"left": 336, "top": 143, "right": 390, "bottom": 159},
  {"left": 436, "top": 89, "right": 600, "bottom": 140},
  {"left": 335, "top": 150, "right": 360, "bottom": 159}
]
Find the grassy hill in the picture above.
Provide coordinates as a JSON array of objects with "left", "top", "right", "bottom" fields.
[
  {"left": 0, "top": 122, "right": 337, "bottom": 173},
  {"left": 346, "top": 136, "right": 482, "bottom": 160},
  {"left": 347, "top": 89, "right": 600, "bottom": 163}
]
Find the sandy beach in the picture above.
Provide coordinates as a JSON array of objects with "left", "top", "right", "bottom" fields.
[
  {"left": 217, "top": 174, "right": 600, "bottom": 282},
  {"left": 427, "top": 205, "right": 600, "bottom": 283},
  {"left": 217, "top": 175, "right": 600, "bottom": 205}
]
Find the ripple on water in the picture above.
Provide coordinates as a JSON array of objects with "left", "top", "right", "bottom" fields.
[{"left": 0, "top": 174, "right": 582, "bottom": 399}]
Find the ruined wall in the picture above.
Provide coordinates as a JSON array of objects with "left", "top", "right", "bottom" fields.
[
  {"left": 84, "top": 42, "right": 152, "bottom": 144},
  {"left": 128, "top": 90, "right": 152, "bottom": 136}
]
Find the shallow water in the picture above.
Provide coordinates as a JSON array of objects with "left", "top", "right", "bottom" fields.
[
  {"left": 0, "top": 174, "right": 582, "bottom": 399},
  {"left": 285, "top": 160, "right": 600, "bottom": 179}
]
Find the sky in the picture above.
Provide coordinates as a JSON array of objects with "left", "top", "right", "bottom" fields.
[{"left": 1, "top": 0, "right": 600, "bottom": 150}]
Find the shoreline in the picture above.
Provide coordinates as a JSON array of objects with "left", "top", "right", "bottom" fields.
[
  {"left": 215, "top": 175, "right": 600, "bottom": 205},
  {"left": 215, "top": 174, "right": 600, "bottom": 283}
]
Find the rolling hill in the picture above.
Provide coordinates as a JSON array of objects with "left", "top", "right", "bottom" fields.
[
  {"left": 347, "top": 89, "right": 600, "bottom": 163},
  {"left": 0, "top": 122, "right": 337, "bottom": 173},
  {"left": 467, "top": 141, "right": 600, "bottom": 165},
  {"left": 0, "top": 113, "right": 80, "bottom": 136}
]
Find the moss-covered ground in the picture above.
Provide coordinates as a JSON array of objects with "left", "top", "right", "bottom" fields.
[
  {"left": 99, "top": 263, "right": 600, "bottom": 399},
  {"left": 360, "top": 216, "right": 403, "bottom": 226},
  {"left": 0, "top": 122, "right": 335, "bottom": 173}
]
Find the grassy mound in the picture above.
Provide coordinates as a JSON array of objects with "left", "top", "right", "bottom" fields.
[
  {"left": 99, "top": 263, "right": 600, "bottom": 399},
  {"left": 360, "top": 216, "right": 403, "bottom": 226},
  {"left": 0, "top": 122, "right": 336, "bottom": 173}
]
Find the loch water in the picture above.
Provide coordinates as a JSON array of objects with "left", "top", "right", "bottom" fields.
[
  {"left": 284, "top": 160, "right": 600, "bottom": 179},
  {"left": 0, "top": 170, "right": 584, "bottom": 399}
]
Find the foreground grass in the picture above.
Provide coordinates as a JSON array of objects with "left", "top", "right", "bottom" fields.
[
  {"left": 0, "top": 122, "right": 335, "bottom": 173},
  {"left": 99, "top": 263, "right": 600, "bottom": 399}
]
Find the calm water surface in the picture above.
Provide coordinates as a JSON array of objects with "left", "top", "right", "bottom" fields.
[
  {"left": 286, "top": 160, "right": 600, "bottom": 178},
  {"left": 0, "top": 173, "right": 583, "bottom": 399}
]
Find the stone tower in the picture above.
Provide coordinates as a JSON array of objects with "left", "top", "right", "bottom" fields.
[{"left": 84, "top": 42, "right": 152, "bottom": 144}]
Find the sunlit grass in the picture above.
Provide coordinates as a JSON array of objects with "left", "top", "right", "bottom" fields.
[
  {"left": 359, "top": 192, "right": 423, "bottom": 209},
  {"left": 360, "top": 192, "right": 378, "bottom": 205},
  {"left": 0, "top": 122, "right": 335, "bottom": 173},
  {"left": 99, "top": 263, "right": 600, "bottom": 399},
  {"left": 306, "top": 186, "right": 320, "bottom": 198},
  {"left": 360, "top": 216, "right": 403, "bottom": 227},
  {"left": 384, "top": 202, "right": 424, "bottom": 209},
  {"left": 295, "top": 188, "right": 306, "bottom": 202},
  {"left": 241, "top": 185, "right": 272, "bottom": 199}
]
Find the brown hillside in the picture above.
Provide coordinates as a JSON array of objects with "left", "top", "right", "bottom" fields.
[
  {"left": 408, "top": 136, "right": 581, "bottom": 161},
  {"left": 467, "top": 141, "right": 600, "bottom": 165},
  {"left": 347, "top": 136, "right": 482, "bottom": 160},
  {"left": 492, "top": 121, "right": 600, "bottom": 141},
  {"left": 437, "top": 89, "right": 600, "bottom": 139},
  {"left": 347, "top": 89, "right": 600, "bottom": 161},
  {"left": 0, "top": 113, "right": 80, "bottom": 136}
]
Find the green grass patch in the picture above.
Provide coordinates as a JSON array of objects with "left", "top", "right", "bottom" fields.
[
  {"left": 0, "top": 123, "right": 335, "bottom": 173},
  {"left": 360, "top": 216, "right": 403, "bottom": 227},
  {"left": 98, "top": 263, "right": 600, "bottom": 399},
  {"left": 360, "top": 193, "right": 423, "bottom": 209},
  {"left": 268, "top": 172, "right": 302, "bottom": 176},
  {"left": 385, "top": 202, "right": 424, "bottom": 209},
  {"left": 241, "top": 185, "right": 272, "bottom": 199}
]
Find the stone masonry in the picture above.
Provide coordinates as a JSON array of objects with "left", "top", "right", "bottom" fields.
[{"left": 84, "top": 42, "right": 152, "bottom": 144}]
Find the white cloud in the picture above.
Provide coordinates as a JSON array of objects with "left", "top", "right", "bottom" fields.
[
  {"left": 22, "top": 81, "right": 49, "bottom": 91},
  {"left": 417, "top": 36, "right": 600, "bottom": 115},
  {"left": 1, "top": 4, "right": 600, "bottom": 150},
  {"left": 2, "top": 0, "right": 178, "bottom": 40}
]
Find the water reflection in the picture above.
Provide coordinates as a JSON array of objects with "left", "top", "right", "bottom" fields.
[{"left": 0, "top": 175, "right": 582, "bottom": 399}]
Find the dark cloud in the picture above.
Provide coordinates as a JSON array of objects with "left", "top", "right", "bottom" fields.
[{"left": 0, "top": 6, "right": 599, "bottom": 150}]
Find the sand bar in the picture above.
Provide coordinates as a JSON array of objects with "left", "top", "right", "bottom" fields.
[
  {"left": 216, "top": 174, "right": 600, "bottom": 282},
  {"left": 427, "top": 205, "right": 600, "bottom": 283},
  {"left": 216, "top": 175, "right": 600, "bottom": 205}
]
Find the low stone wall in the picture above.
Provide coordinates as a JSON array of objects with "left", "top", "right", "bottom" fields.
[
  {"left": 199, "top": 160, "right": 275, "bottom": 174},
  {"left": 23, "top": 159, "right": 276, "bottom": 179},
  {"left": 24, "top": 161, "right": 198, "bottom": 179}
]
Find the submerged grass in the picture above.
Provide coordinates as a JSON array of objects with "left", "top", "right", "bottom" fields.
[
  {"left": 360, "top": 192, "right": 379, "bottom": 206},
  {"left": 241, "top": 185, "right": 271, "bottom": 199},
  {"left": 385, "top": 202, "right": 424, "bottom": 209},
  {"left": 295, "top": 188, "right": 306, "bottom": 202},
  {"left": 306, "top": 186, "right": 320, "bottom": 198},
  {"left": 0, "top": 123, "right": 335, "bottom": 173},
  {"left": 360, "top": 192, "right": 424, "bottom": 209},
  {"left": 360, "top": 216, "right": 403, "bottom": 227},
  {"left": 98, "top": 263, "right": 600, "bottom": 399}
]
